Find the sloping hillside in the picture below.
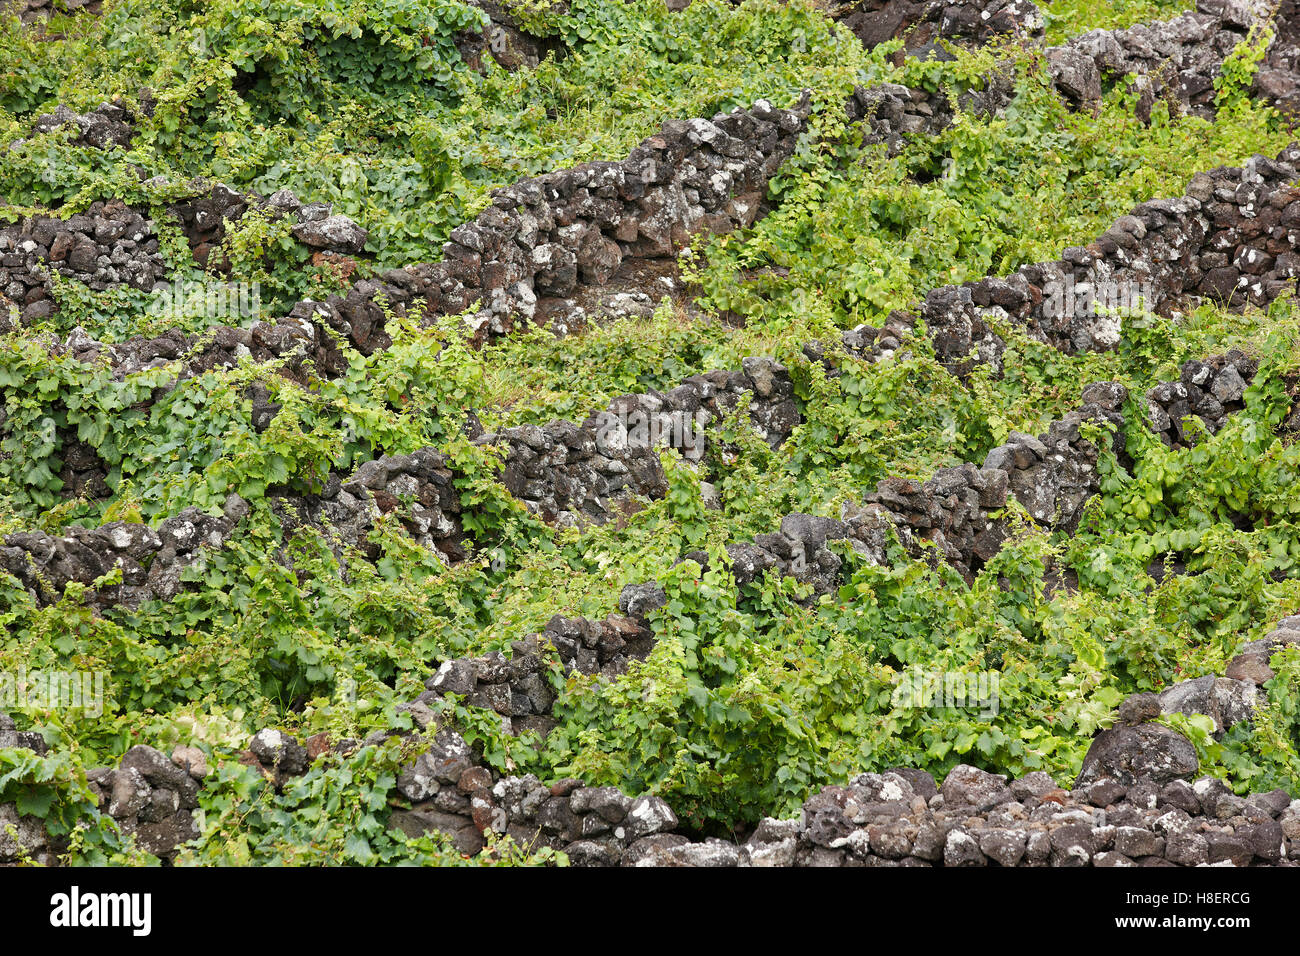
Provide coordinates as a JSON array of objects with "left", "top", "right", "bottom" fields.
[{"left": 1, "top": 0, "right": 1300, "bottom": 869}]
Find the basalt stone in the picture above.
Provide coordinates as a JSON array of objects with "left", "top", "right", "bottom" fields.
[
  {"left": 389, "top": 808, "right": 486, "bottom": 856},
  {"left": 619, "top": 582, "right": 668, "bottom": 619},
  {"left": 1049, "top": 824, "right": 1095, "bottom": 866},
  {"left": 1076, "top": 723, "right": 1199, "bottom": 788},
  {"left": 978, "top": 828, "right": 1028, "bottom": 866},
  {"left": 1157, "top": 675, "right": 1257, "bottom": 735},
  {"left": 623, "top": 795, "right": 678, "bottom": 839},
  {"left": 1159, "top": 779, "right": 1202, "bottom": 815},
  {"left": 1085, "top": 777, "right": 1128, "bottom": 808},
  {"left": 943, "top": 828, "right": 987, "bottom": 866},
  {"left": 118, "top": 745, "right": 200, "bottom": 804},
  {"left": 940, "top": 764, "right": 1015, "bottom": 811},
  {"left": 623, "top": 833, "right": 692, "bottom": 865},
  {"left": 1204, "top": 831, "right": 1254, "bottom": 866},
  {"left": 1117, "top": 693, "right": 1162, "bottom": 725},
  {"left": 837, "top": 0, "right": 1044, "bottom": 55},
  {"left": 1241, "top": 819, "right": 1285, "bottom": 861},
  {"left": 635, "top": 837, "right": 741, "bottom": 868},
  {"left": 31, "top": 102, "right": 134, "bottom": 149},
  {"left": 248, "top": 729, "right": 310, "bottom": 776},
  {"left": 131, "top": 810, "right": 199, "bottom": 859},
  {"left": 1114, "top": 826, "right": 1163, "bottom": 858},
  {"left": 291, "top": 214, "right": 368, "bottom": 255},
  {"left": 1010, "top": 771, "right": 1059, "bottom": 801},
  {"left": 886, "top": 767, "right": 939, "bottom": 801}
]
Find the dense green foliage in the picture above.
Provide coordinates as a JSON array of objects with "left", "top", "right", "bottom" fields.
[
  {"left": 1040, "top": 0, "right": 1192, "bottom": 43},
  {"left": 1, "top": 0, "right": 1299, "bottom": 863},
  {"left": 1, "top": 0, "right": 867, "bottom": 267}
]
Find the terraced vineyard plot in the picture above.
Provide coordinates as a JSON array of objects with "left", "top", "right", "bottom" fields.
[{"left": 1, "top": 0, "right": 1300, "bottom": 873}]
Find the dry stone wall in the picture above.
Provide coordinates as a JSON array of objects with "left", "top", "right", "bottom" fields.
[
  {"left": 836, "top": 0, "right": 1045, "bottom": 56},
  {"left": 414, "top": 97, "right": 810, "bottom": 340},
  {"left": 0, "top": 495, "right": 250, "bottom": 609},
  {"left": 4, "top": 0, "right": 1290, "bottom": 352},
  {"left": 27, "top": 101, "right": 137, "bottom": 148},
  {"left": 3, "top": 608, "right": 1297, "bottom": 865},
  {"left": 1256, "top": 0, "right": 1300, "bottom": 113},
  {"left": 9, "top": 345, "right": 1256, "bottom": 619},
  {"left": 1144, "top": 350, "right": 1257, "bottom": 447},
  {"left": 0, "top": 445, "right": 469, "bottom": 610},
  {"left": 841, "top": 144, "right": 1300, "bottom": 376},
  {"left": 1, "top": 200, "right": 168, "bottom": 327},
  {"left": 837, "top": 0, "right": 1288, "bottom": 123},
  {"left": 611, "top": 344, "right": 1264, "bottom": 607},
  {"left": 0, "top": 96, "right": 818, "bottom": 517},
  {"left": 268, "top": 446, "right": 467, "bottom": 565},
  {"left": 0, "top": 185, "right": 368, "bottom": 333},
  {"left": 7, "top": 0, "right": 1300, "bottom": 872},
  {"left": 7, "top": 134, "right": 1295, "bottom": 607},
  {"left": 0, "top": 0, "right": 99, "bottom": 23},
  {"left": 83, "top": 745, "right": 203, "bottom": 861},
  {"left": 6, "top": 125, "right": 1295, "bottom": 608},
  {"left": 29, "top": 133, "right": 1300, "bottom": 526},
  {"left": 475, "top": 355, "right": 796, "bottom": 525},
  {"left": 454, "top": 0, "right": 566, "bottom": 73},
  {"left": 706, "top": 759, "right": 1297, "bottom": 867},
  {"left": 3, "top": 98, "right": 810, "bottom": 367},
  {"left": 398, "top": 605, "right": 1300, "bottom": 866},
  {"left": 1045, "top": 0, "right": 1274, "bottom": 118}
]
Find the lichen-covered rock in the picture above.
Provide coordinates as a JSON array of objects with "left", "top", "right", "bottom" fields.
[
  {"left": 0, "top": 802, "right": 54, "bottom": 864},
  {"left": 248, "top": 729, "right": 311, "bottom": 780},
  {"left": 1, "top": 0, "right": 102, "bottom": 24},
  {"left": 0, "top": 717, "right": 57, "bottom": 864},
  {"left": 30, "top": 101, "right": 135, "bottom": 148},
  {"left": 1145, "top": 351, "right": 1258, "bottom": 447},
  {"left": 0, "top": 496, "right": 247, "bottom": 609},
  {"left": 837, "top": 0, "right": 1044, "bottom": 55},
  {"left": 84, "top": 745, "right": 203, "bottom": 860},
  {"left": 1048, "top": 0, "right": 1274, "bottom": 117},
  {"left": 1156, "top": 675, "right": 1258, "bottom": 736},
  {"left": 941, "top": 764, "right": 1015, "bottom": 811},
  {"left": 1075, "top": 723, "right": 1200, "bottom": 788},
  {"left": 291, "top": 214, "right": 367, "bottom": 255},
  {"left": 454, "top": 0, "right": 566, "bottom": 73}
]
